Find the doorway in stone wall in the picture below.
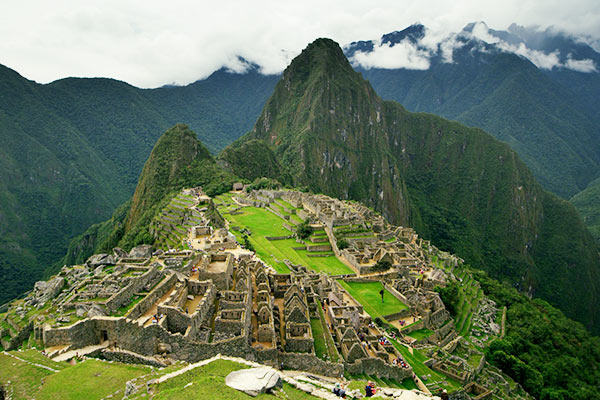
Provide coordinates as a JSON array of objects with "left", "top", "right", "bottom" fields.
[{"left": 101, "top": 330, "right": 108, "bottom": 342}]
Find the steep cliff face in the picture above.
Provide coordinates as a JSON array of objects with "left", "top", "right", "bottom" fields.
[
  {"left": 226, "top": 38, "right": 600, "bottom": 332},
  {"left": 239, "top": 38, "right": 413, "bottom": 224}
]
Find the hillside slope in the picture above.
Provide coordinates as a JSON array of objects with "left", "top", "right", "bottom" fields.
[
  {"left": 345, "top": 24, "right": 600, "bottom": 199},
  {"left": 0, "top": 64, "right": 275, "bottom": 303},
  {"left": 62, "top": 124, "right": 237, "bottom": 264},
  {"left": 225, "top": 38, "right": 600, "bottom": 333}
]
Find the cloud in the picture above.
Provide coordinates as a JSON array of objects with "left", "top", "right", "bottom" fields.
[
  {"left": 465, "top": 22, "right": 598, "bottom": 72},
  {"left": 350, "top": 40, "right": 431, "bottom": 70},
  {"left": 0, "top": 1, "right": 598, "bottom": 87},
  {"left": 565, "top": 55, "right": 598, "bottom": 72}
]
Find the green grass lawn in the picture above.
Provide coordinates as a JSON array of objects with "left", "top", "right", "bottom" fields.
[
  {"left": 337, "top": 281, "right": 407, "bottom": 319},
  {"left": 151, "top": 359, "right": 318, "bottom": 399},
  {"left": 310, "top": 318, "right": 327, "bottom": 359},
  {"left": 407, "top": 328, "right": 433, "bottom": 341},
  {"left": 0, "top": 351, "right": 151, "bottom": 400},
  {"left": 37, "top": 359, "right": 150, "bottom": 400},
  {"left": 222, "top": 206, "right": 353, "bottom": 275},
  {"left": 0, "top": 351, "right": 58, "bottom": 398},
  {"left": 389, "top": 339, "right": 462, "bottom": 392}
]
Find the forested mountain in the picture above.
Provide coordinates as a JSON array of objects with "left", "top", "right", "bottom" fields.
[
  {"left": 344, "top": 23, "right": 600, "bottom": 200},
  {"left": 225, "top": 38, "right": 600, "bottom": 333},
  {"left": 0, "top": 64, "right": 276, "bottom": 305}
]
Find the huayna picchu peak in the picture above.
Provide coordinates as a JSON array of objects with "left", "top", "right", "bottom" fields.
[{"left": 2, "top": 7, "right": 600, "bottom": 399}]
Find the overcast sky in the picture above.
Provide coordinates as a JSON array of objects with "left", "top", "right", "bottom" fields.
[{"left": 1, "top": 0, "right": 599, "bottom": 88}]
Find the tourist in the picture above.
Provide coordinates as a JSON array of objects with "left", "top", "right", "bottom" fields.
[
  {"left": 379, "top": 288, "right": 384, "bottom": 303},
  {"left": 333, "top": 382, "right": 346, "bottom": 397},
  {"left": 365, "top": 381, "right": 376, "bottom": 397},
  {"left": 440, "top": 389, "right": 449, "bottom": 400}
]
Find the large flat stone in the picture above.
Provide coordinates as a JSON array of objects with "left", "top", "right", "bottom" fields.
[{"left": 225, "top": 367, "right": 282, "bottom": 396}]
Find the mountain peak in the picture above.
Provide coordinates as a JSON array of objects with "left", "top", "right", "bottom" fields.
[
  {"left": 381, "top": 24, "right": 426, "bottom": 45},
  {"left": 284, "top": 38, "right": 352, "bottom": 79}
]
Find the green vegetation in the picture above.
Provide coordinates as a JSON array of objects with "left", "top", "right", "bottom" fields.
[
  {"left": 310, "top": 318, "right": 327, "bottom": 359},
  {"left": 336, "top": 238, "right": 349, "bottom": 250},
  {"left": 151, "top": 359, "right": 317, "bottom": 399},
  {"left": 469, "top": 268, "right": 600, "bottom": 400},
  {"left": 388, "top": 340, "right": 462, "bottom": 392},
  {"left": 315, "top": 298, "right": 340, "bottom": 362},
  {"left": 0, "top": 351, "right": 151, "bottom": 399},
  {"left": 406, "top": 328, "right": 433, "bottom": 341},
  {"left": 295, "top": 220, "right": 314, "bottom": 240},
  {"left": 338, "top": 281, "right": 407, "bottom": 319},
  {"left": 571, "top": 176, "right": 600, "bottom": 241},
  {"left": 221, "top": 203, "right": 353, "bottom": 275},
  {"left": 372, "top": 259, "right": 392, "bottom": 272},
  {"left": 220, "top": 139, "right": 289, "bottom": 184},
  {"left": 37, "top": 359, "right": 149, "bottom": 400}
]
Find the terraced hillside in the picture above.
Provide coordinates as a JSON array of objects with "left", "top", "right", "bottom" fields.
[{"left": 151, "top": 192, "right": 203, "bottom": 250}]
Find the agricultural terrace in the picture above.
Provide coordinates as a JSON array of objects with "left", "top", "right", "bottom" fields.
[
  {"left": 337, "top": 281, "right": 408, "bottom": 320},
  {"left": 216, "top": 196, "right": 353, "bottom": 275}
]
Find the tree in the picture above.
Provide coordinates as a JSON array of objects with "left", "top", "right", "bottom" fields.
[
  {"left": 372, "top": 260, "right": 392, "bottom": 272},
  {"left": 337, "top": 238, "right": 349, "bottom": 250},
  {"left": 435, "top": 282, "right": 460, "bottom": 317},
  {"left": 296, "top": 221, "right": 314, "bottom": 240}
]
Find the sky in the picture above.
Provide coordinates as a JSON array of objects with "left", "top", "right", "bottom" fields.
[{"left": 1, "top": 0, "right": 599, "bottom": 88}]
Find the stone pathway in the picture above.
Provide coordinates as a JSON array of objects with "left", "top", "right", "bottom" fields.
[{"left": 52, "top": 342, "right": 108, "bottom": 362}]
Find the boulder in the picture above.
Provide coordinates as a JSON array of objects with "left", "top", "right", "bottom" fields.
[
  {"left": 76, "top": 305, "right": 88, "bottom": 318},
  {"left": 86, "top": 254, "right": 115, "bottom": 268},
  {"left": 87, "top": 304, "right": 107, "bottom": 318},
  {"left": 32, "top": 277, "right": 65, "bottom": 305},
  {"left": 225, "top": 367, "right": 282, "bottom": 396},
  {"left": 113, "top": 247, "right": 128, "bottom": 259},
  {"left": 129, "top": 245, "right": 153, "bottom": 259}
]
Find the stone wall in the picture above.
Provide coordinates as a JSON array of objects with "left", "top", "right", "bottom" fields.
[
  {"left": 43, "top": 318, "right": 100, "bottom": 348},
  {"left": 280, "top": 352, "right": 343, "bottom": 377},
  {"left": 99, "top": 349, "right": 166, "bottom": 367},
  {"left": 128, "top": 274, "right": 178, "bottom": 320},
  {"left": 158, "top": 305, "right": 190, "bottom": 335},
  {"left": 105, "top": 267, "right": 162, "bottom": 313},
  {"left": 344, "top": 358, "right": 413, "bottom": 381},
  {"left": 306, "top": 244, "right": 332, "bottom": 252}
]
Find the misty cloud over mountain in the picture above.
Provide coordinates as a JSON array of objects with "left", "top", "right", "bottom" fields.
[{"left": 345, "top": 22, "right": 599, "bottom": 73}]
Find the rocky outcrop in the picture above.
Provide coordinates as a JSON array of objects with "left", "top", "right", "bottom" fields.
[
  {"left": 31, "top": 277, "right": 65, "bottom": 306},
  {"left": 113, "top": 247, "right": 128, "bottom": 259},
  {"left": 86, "top": 253, "right": 115, "bottom": 268},
  {"left": 129, "top": 245, "right": 153, "bottom": 259}
]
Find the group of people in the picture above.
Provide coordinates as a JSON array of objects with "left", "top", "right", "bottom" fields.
[
  {"left": 378, "top": 336, "right": 391, "bottom": 346},
  {"left": 365, "top": 381, "right": 377, "bottom": 397},
  {"left": 332, "top": 381, "right": 378, "bottom": 398},
  {"left": 151, "top": 313, "right": 164, "bottom": 324},
  {"left": 332, "top": 382, "right": 347, "bottom": 398},
  {"left": 392, "top": 357, "right": 408, "bottom": 368}
]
